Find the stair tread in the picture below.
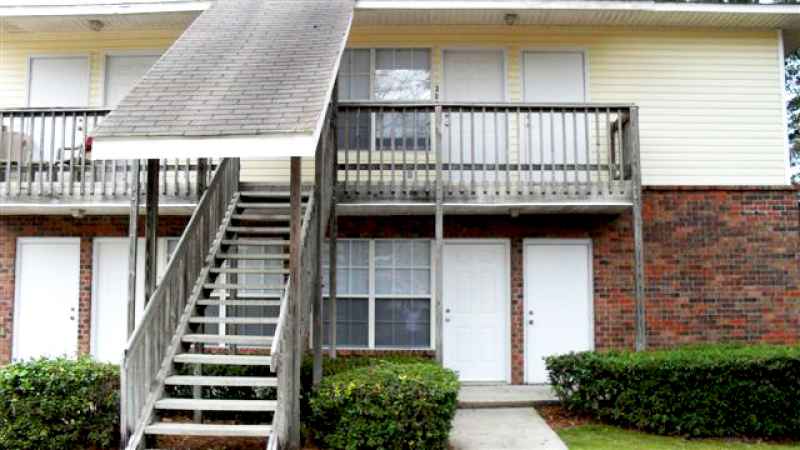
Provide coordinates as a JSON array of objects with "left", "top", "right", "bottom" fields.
[
  {"left": 213, "top": 253, "right": 290, "bottom": 259},
  {"left": 221, "top": 239, "right": 289, "bottom": 246},
  {"left": 203, "top": 283, "right": 285, "bottom": 290},
  {"left": 154, "top": 398, "right": 277, "bottom": 412},
  {"left": 145, "top": 422, "right": 273, "bottom": 437},
  {"left": 182, "top": 334, "right": 273, "bottom": 345},
  {"left": 197, "top": 299, "right": 282, "bottom": 306},
  {"left": 209, "top": 267, "right": 289, "bottom": 274},
  {"left": 189, "top": 316, "right": 279, "bottom": 324},
  {"left": 239, "top": 191, "right": 309, "bottom": 198},
  {"left": 232, "top": 214, "right": 291, "bottom": 221},
  {"left": 235, "top": 203, "right": 301, "bottom": 208},
  {"left": 226, "top": 227, "right": 291, "bottom": 233},
  {"left": 173, "top": 353, "right": 271, "bottom": 365},
  {"left": 164, "top": 375, "right": 277, "bottom": 387}
]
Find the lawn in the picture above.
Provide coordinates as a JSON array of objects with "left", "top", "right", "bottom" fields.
[{"left": 558, "top": 425, "right": 800, "bottom": 450}]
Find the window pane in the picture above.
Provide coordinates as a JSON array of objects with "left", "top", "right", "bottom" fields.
[
  {"left": 322, "top": 298, "right": 368, "bottom": 347},
  {"left": 339, "top": 49, "right": 370, "bottom": 101},
  {"left": 375, "top": 241, "right": 393, "bottom": 267},
  {"left": 375, "top": 298, "right": 430, "bottom": 348},
  {"left": 394, "top": 269, "right": 412, "bottom": 295},
  {"left": 396, "top": 241, "right": 412, "bottom": 266},
  {"left": 374, "top": 49, "right": 431, "bottom": 101},
  {"left": 412, "top": 269, "right": 430, "bottom": 295},
  {"left": 337, "top": 110, "right": 371, "bottom": 150},
  {"left": 375, "top": 268, "right": 392, "bottom": 296}
]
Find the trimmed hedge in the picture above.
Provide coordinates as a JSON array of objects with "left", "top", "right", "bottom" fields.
[
  {"left": 546, "top": 345, "right": 800, "bottom": 438},
  {"left": 0, "top": 357, "right": 120, "bottom": 449},
  {"left": 308, "top": 361, "right": 459, "bottom": 450}
]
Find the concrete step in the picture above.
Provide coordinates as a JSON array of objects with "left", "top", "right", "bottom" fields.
[
  {"left": 173, "top": 353, "right": 271, "bottom": 366},
  {"left": 164, "top": 375, "right": 277, "bottom": 387},
  {"left": 145, "top": 422, "right": 272, "bottom": 437},
  {"left": 181, "top": 334, "right": 273, "bottom": 345},
  {"left": 154, "top": 398, "right": 277, "bottom": 412}
]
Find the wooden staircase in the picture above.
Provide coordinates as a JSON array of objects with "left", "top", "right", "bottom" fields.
[{"left": 137, "top": 189, "right": 308, "bottom": 449}]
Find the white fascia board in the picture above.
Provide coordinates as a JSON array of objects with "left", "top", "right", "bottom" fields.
[
  {"left": 355, "top": 1, "right": 800, "bottom": 15},
  {"left": 91, "top": 133, "right": 317, "bottom": 160},
  {"left": 0, "top": 1, "right": 211, "bottom": 17}
]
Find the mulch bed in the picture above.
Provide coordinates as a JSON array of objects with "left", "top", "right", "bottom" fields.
[{"left": 535, "top": 404, "right": 595, "bottom": 431}]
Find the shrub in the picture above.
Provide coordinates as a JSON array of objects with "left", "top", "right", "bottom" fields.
[
  {"left": 0, "top": 357, "right": 119, "bottom": 449},
  {"left": 308, "top": 361, "right": 459, "bottom": 450},
  {"left": 546, "top": 344, "right": 800, "bottom": 438}
]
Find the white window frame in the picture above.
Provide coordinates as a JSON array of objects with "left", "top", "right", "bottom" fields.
[
  {"left": 339, "top": 48, "right": 434, "bottom": 153},
  {"left": 322, "top": 238, "right": 435, "bottom": 351},
  {"left": 26, "top": 54, "right": 91, "bottom": 107}
]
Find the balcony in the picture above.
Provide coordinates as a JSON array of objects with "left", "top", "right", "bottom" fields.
[
  {"left": 0, "top": 108, "right": 211, "bottom": 213},
  {"left": 335, "top": 102, "right": 640, "bottom": 214}
]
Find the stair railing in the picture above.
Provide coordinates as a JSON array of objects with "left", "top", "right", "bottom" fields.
[
  {"left": 120, "top": 157, "right": 240, "bottom": 450},
  {"left": 270, "top": 99, "right": 336, "bottom": 450}
]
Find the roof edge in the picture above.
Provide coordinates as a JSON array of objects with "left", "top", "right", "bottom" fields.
[
  {"left": 0, "top": 1, "right": 212, "bottom": 17},
  {"left": 92, "top": 133, "right": 318, "bottom": 160},
  {"left": 355, "top": 0, "right": 800, "bottom": 15}
]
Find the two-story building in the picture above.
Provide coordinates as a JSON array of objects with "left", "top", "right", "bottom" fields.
[{"left": 1, "top": 1, "right": 799, "bottom": 448}]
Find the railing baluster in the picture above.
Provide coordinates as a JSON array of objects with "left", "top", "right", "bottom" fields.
[
  {"left": 343, "top": 110, "right": 350, "bottom": 194},
  {"left": 606, "top": 108, "right": 613, "bottom": 195},
  {"left": 572, "top": 111, "right": 579, "bottom": 196},
  {"left": 494, "top": 108, "right": 499, "bottom": 195},
  {"left": 593, "top": 109, "right": 602, "bottom": 196},
  {"left": 470, "top": 109, "right": 476, "bottom": 195},
  {"left": 458, "top": 108, "right": 464, "bottom": 194}
]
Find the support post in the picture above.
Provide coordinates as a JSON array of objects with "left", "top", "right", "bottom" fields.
[
  {"left": 312, "top": 131, "right": 325, "bottom": 386},
  {"left": 196, "top": 157, "right": 208, "bottom": 199},
  {"left": 630, "top": 106, "right": 647, "bottom": 351},
  {"left": 126, "top": 159, "right": 141, "bottom": 337},
  {"left": 434, "top": 105, "right": 445, "bottom": 364},
  {"left": 288, "top": 156, "right": 302, "bottom": 448},
  {"left": 144, "top": 158, "right": 160, "bottom": 302}
]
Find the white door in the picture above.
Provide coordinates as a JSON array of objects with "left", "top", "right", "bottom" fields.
[
  {"left": 443, "top": 50, "right": 507, "bottom": 184},
  {"left": 13, "top": 238, "right": 80, "bottom": 360},
  {"left": 522, "top": 51, "right": 588, "bottom": 183},
  {"left": 524, "top": 240, "right": 593, "bottom": 384},
  {"left": 104, "top": 54, "right": 160, "bottom": 107},
  {"left": 27, "top": 56, "right": 90, "bottom": 161},
  {"left": 92, "top": 238, "right": 175, "bottom": 363},
  {"left": 443, "top": 241, "right": 508, "bottom": 382}
]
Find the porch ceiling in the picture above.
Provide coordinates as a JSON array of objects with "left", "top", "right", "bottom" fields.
[
  {"left": 0, "top": 11, "right": 201, "bottom": 33},
  {"left": 91, "top": 0, "right": 353, "bottom": 160},
  {"left": 354, "top": 1, "right": 800, "bottom": 29}
]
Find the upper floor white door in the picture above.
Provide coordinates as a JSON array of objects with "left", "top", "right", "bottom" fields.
[{"left": 104, "top": 54, "right": 161, "bottom": 107}]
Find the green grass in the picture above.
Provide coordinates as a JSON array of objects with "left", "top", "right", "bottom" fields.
[{"left": 558, "top": 425, "right": 800, "bottom": 450}]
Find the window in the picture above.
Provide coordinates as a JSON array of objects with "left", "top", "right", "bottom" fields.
[
  {"left": 337, "top": 48, "right": 432, "bottom": 151},
  {"left": 322, "top": 239, "right": 433, "bottom": 349}
]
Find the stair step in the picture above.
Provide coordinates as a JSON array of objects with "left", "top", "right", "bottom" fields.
[
  {"left": 239, "top": 191, "right": 309, "bottom": 198},
  {"left": 173, "top": 353, "right": 271, "bottom": 366},
  {"left": 203, "top": 283, "right": 285, "bottom": 290},
  {"left": 155, "top": 398, "right": 277, "bottom": 412},
  {"left": 198, "top": 299, "right": 282, "bottom": 307},
  {"left": 213, "top": 253, "right": 290, "bottom": 260},
  {"left": 209, "top": 267, "right": 289, "bottom": 275},
  {"left": 164, "top": 375, "right": 277, "bottom": 387},
  {"left": 145, "top": 422, "right": 273, "bottom": 437},
  {"left": 189, "top": 316, "right": 279, "bottom": 325},
  {"left": 226, "top": 227, "right": 291, "bottom": 234},
  {"left": 182, "top": 334, "right": 273, "bottom": 345},
  {"left": 221, "top": 239, "right": 289, "bottom": 246},
  {"left": 232, "top": 214, "right": 291, "bottom": 222},
  {"left": 235, "top": 203, "right": 299, "bottom": 209}
]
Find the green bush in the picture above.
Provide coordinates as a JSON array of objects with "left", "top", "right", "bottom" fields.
[
  {"left": 546, "top": 344, "right": 800, "bottom": 438},
  {"left": 308, "top": 361, "right": 459, "bottom": 450},
  {"left": 0, "top": 357, "right": 120, "bottom": 449}
]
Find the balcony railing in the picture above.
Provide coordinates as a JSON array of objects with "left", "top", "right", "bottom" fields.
[
  {"left": 0, "top": 108, "right": 210, "bottom": 204},
  {"left": 336, "top": 102, "right": 639, "bottom": 205}
]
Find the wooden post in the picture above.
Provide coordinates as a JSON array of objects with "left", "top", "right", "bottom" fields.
[
  {"left": 196, "top": 157, "right": 208, "bottom": 199},
  {"left": 288, "top": 156, "right": 302, "bottom": 448},
  {"left": 126, "top": 159, "right": 141, "bottom": 338},
  {"left": 630, "top": 106, "right": 647, "bottom": 351},
  {"left": 434, "top": 105, "right": 445, "bottom": 364},
  {"left": 144, "top": 159, "right": 160, "bottom": 302},
  {"left": 328, "top": 196, "right": 337, "bottom": 359},
  {"left": 312, "top": 135, "right": 324, "bottom": 386}
]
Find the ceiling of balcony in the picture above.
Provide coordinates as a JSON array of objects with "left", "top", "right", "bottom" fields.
[{"left": 1, "top": 11, "right": 201, "bottom": 33}]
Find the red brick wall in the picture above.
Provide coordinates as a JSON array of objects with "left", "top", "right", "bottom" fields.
[
  {"left": 0, "top": 215, "right": 188, "bottom": 363},
  {"left": 336, "top": 187, "right": 800, "bottom": 384}
]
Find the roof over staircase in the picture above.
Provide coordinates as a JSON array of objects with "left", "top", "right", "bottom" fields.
[{"left": 91, "top": 0, "right": 353, "bottom": 160}]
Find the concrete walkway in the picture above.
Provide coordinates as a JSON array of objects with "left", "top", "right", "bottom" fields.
[
  {"left": 458, "top": 384, "right": 558, "bottom": 408},
  {"left": 449, "top": 408, "right": 567, "bottom": 450}
]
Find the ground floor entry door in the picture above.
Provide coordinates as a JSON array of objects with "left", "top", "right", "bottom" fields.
[
  {"left": 524, "top": 240, "right": 593, "bottom": 384},
  {"left": 13, "top": 238, "right": 80, "bottom": 360},
  {"left": 443, "top": 240, "right": 509, "bottom": 382}
]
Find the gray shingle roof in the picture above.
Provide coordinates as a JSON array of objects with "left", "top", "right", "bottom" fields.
[{"left": 93, "top": 0, "right": 353, "bottom": 139}]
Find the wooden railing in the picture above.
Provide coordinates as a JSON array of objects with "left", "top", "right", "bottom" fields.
[
  {"left": 0, "top": 108, "right": 211, "bottom": 201},
  {"left": 270, "top": 102, "right": 336, "bottom": 450},
  {"left": 336, "top": 102, "right": 639, "bottom": 204},
  {"left": 120, "top": 158, "right": 240, "bottom": 450}
]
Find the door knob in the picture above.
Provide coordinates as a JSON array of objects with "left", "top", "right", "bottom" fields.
[
  {"left": 528, "top": 319, "right": 533, "bottom": 325},
  {"left": 445, "top": 318, "right": 451, "bottom": 323},
  {"left": 445, "top": 308, "right": 450, "bottom": 313}
]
